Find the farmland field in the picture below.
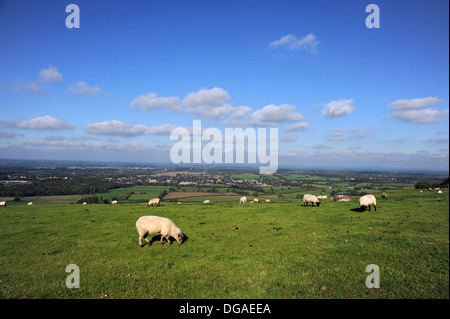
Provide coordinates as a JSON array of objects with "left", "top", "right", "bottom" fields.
[{"left": 0, "top": 188, "right": 448, "bottom": 299}]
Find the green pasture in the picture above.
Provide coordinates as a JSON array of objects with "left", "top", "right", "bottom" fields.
[{"left": 0, "top": 189, "right": 448, "bottom": 299}]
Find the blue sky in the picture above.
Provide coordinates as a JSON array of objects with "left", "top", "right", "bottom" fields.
[{"left": 0, "top": 0, "right": 448, "bottom": 171}]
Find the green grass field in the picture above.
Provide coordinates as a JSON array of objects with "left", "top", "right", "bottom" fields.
[{"left": 0, "top": 189, "right": 448, "bottom": 299}]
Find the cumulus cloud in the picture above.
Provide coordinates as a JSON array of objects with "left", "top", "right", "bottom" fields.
[
  {"left": 285, "top": 122, "right": 309, "bottom": 131},
  {"left": 280, "top": 134, "right": 298, "bottom": 142},
  {"left": 0, "top": 115, "right": 74, "bottom": 130},
  {"left": 38, "top": 66, "right": 63, "bottom": 83},
  {"left": 383, "top": 97, "right": 448, "bottom": 124},
  {"left": 84, "top": 120, "right": 148, "bottom": 136},
  {"left": 269, "top": 33, "right": 319, "bottom": 54},
  {"left": 129, "top": 93, "right": 181, "bottom": 111},
  {"left": 388, "top": 97, "right": 444, "bottom": 110},
  {"left": 84, "top": 120, "right": 182, "bottom": 136},
  {"left": 327, "top": 129, "right": 346, "bottom": 141},
  {"left": 181, "top": 87, "right": 236, "bottom": 119},
  {"left": 322, "top": 99, "right": 355, "bottom": 118},
  {"left": 248, "top": 104, "right": 305, "bottom": 126},
  {"left": 66, "top": 81, "right": 105, "bottom": 96},
  {"left": 11, "top": 82, "right": 44, "bottom": 94}
]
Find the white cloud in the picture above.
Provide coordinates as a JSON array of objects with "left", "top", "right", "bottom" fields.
[
  {"left": 0, "top": 115, "right": 74, "bottom": 130},
  {"left": 145, "top": 124, "right": 179, "bottom": 135},
  {"left": 11, "top": 82, "right": 44, "bottom": 94},
  {"left": 230, "top": 106, "right": 252, "bottom": 119},
  {"left": 38, "top": 66, "right": 63, "bottom": 83},
  {"left": 84, "top": 120, "right": 148, "bottom": 136},
  {"left": 280, "top": 134, "right": 298, "bottom": 142},
  {"left": 327, "top": 129, "right": 346, "bottom": 141},
  {"left": 388, "top": 97, "right": 444, "bottom": 110},
  {"left": 285, "top": 122, "right": 309, "bottom": 131},
  {"left": 248, "top": 104, "right": 305, "bottom": 126},
  {"left": 66, "top": 81, "right": 105, "bottom": 96},
  {"left": 182, "top": 87, "right": 229, "bottom": 108},
  {"left": 130, "top": 93, "right": 181, "bottom": 111},
  {"left": 181, "top": 87, "right": 235, "bottom": 119},
  {"left": 84, "top": 120, "right": 181, "bottom": 136},
  {"left": 269, "top": 33, "right": 319, "bottom": 54},
  {"left": 384, "top": 97, "right": 448, "bottom": 124},
  {"left": 322, "top": 99, "right": 355, "bottom": 118}
]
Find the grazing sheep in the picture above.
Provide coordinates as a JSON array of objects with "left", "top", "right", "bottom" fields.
[
  {"left": 111, "top": 200, "right": 118, "bottom": 204},
  {"left": 303, "top": 194, "right": 321, "bottom": 207},
  {"left": 27, "top": 202, "right": 33, "bottom": 206},
  {"left": 265, "top": 199, "right": 271, "bottom": 203},
  {"left": 359, "top": 194, "right": 377, "bottom": 212},
  {"left": 240, "top": 196, "right": 247, "bottom": 204},
  {"left": 253, "top": 198, "right": 259, "bottom": 203},
  {"left": 381, "top": 192, "right": 387, "bottom": 199},
  {"left": 0, "top": 201, "right": 6, "bottom": 207},
  {"left": 82, "top": 202, "right": 87, "bottom": 205},
  {"left": 317, "top": 195, "right": 328, "bottom": 200},
  {"left": 437, "top": 190, "right": 443, "bottom": 194},
  {"left": 147, "top": 198, "right": 160, "bottom": 207},
  {"left": 177, "top": 202, "right": 182, "bottom": 205},
  {"left": 136, "top": 216, "right": 185, "bottom": 247},
  {"left": 203, "top": 200, "right": 210, "bottom": 204}
]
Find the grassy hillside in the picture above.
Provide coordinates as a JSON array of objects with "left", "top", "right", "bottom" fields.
[{"left": 0, "top": 189, "right": 448, "bottom": 299}]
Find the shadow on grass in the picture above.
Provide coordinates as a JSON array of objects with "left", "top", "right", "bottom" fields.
[{"left": 140, "top": 233, "right": 189, "bottom": 247}]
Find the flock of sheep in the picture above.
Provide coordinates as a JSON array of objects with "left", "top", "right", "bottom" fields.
[
  {"left": 0, "top": 189, "right": 444, "bottom": 249},
  {"left": 135, "top": 193, "right": 383, "bottom": 248}
]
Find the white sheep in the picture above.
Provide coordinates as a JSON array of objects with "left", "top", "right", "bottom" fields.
[
  {"left": 253, "top": 198, "right": 259, "bottom": 203},
  {"left": 136, "top": 216, "right": 184, "bottom": 247},
  {"left": 147, "top": 198, "right": 160, "bottom": 207},
  {"left": 27, "top": 202, "right": 33, "bottom": 206},
  {"left": 381, "top": 192, "right": 387, "bottom": 199},
  {"left": 317, "top": 195, "right": 328, "bottom": 200},
  {"left": 239, "top": 196, "right": 247, "bottom": 204},
  {"left": 111, "top": 200, "right": 118, "bottom": 204},
  {"left": 265, "top": 199, "right": 270, "bottom": 203},
  {"left": 437, "top": 190, "right": 442, "bottom": 194},
  {"left": 203, "top": 200, "right": 210, "bottom": 204},
  {"left": 0, "top": 201, "right": 6, "bottom": 207},
  {"left": 359, "top": 194, "right": 377, "bottom": 212},
  {"left": 303, "top": 194, "right": 321, "bottom": 207},
  {"left": 82, "top": 202, "right": 87, "bottom": 205}
]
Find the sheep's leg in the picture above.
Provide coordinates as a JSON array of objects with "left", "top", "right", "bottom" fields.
[
  {"left": 160, "top": 234, "right": 165, "bottom": 245},
  {"left": 374, "top": 205, "right": 376, "bottom": 212},
  {"left": 167, "top": 236, "right": 172, "bottom": 245}
]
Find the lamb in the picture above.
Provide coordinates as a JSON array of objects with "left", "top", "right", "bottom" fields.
[
  {"left": 27, "top": 202, "right": 33, "bottom": 206},
  {"left": 381, "top": 192, "right": 387, "bottom": 199},
  {"left": 303, "top": 194, "right": 320, "bottom": 207},
  {"left": 265, "top": 199, "right": 270, "bottom": 203},
  {"left": 136, "top": 216, "right": 185, "bottom": 247},
  {"left": 359, "top": 194, "right": 377, "bottom": 212},
  {"left": 147, "top": 198, "right": 160, "bottom": 207},
  {"left": 317, "top": 195, "right": 328, "bottom": 200},
  {"left": 239, "top": 196, "right": 247, "bottom": 204},
  {"left": 0, "top": 201, "right": 6, "bottom": 207},
  {"left": 203, "top": 200, "right": 210, "bottom": 204},
  {"left": 437, "top": 190, "right": 442, "bottom": 194},
  {"left": 111, "top": 200, "right": 118, "bottom": 204},
  {"left": 82, "top": 202, "right": 87, "bottom": 205},
  {"left": 253, "top": 198, "right": 259, "bottom": 203}
]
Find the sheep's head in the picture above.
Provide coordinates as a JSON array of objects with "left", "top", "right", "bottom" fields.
[
  {"left": 316, "top": 201, "right": 321, "bottom": 207},
  {"left": 360, "top": 205, "right": 367, "bottom": 212},
  {"left": 176, "top": 232, "right": 185, "bottom": 244}
]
